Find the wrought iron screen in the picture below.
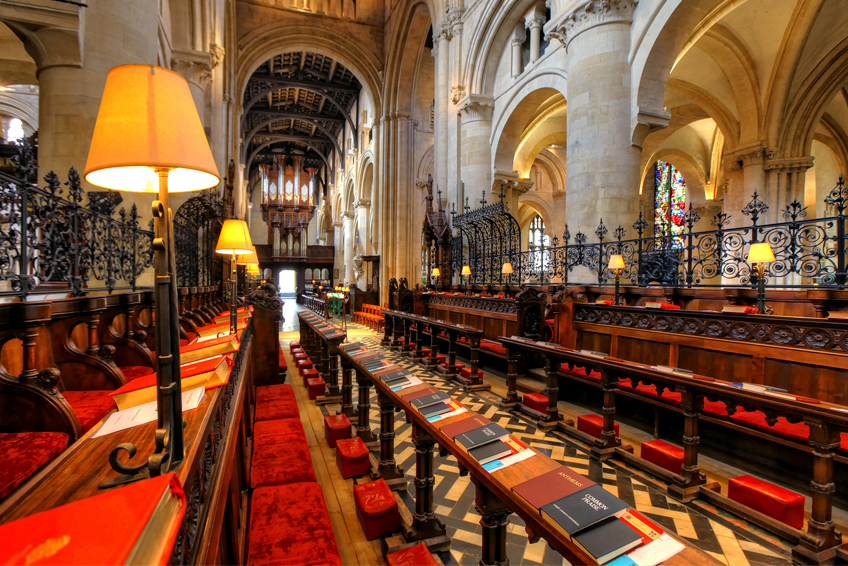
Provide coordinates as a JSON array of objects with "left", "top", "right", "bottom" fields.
[
  {"left": 174, "top": 194, "right": 222, "bottom": 287},
  {"left": 0, "top": 140, "right": 154, "bottom": 298},
  {"left": 449, "top": 184, "right": 521, "bottom": 285}
]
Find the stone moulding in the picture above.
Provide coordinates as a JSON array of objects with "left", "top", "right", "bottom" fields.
[{"left": 546, "top": 0, "right": 638, "bottom": 49}]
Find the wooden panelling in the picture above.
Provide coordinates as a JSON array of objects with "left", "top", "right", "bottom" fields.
[
  {"left": 616, "top": 336, "right": 670, "bottom": 367},
  {"left": 677, "top": 345, "right": 753, "bottom": 383},
  {"left": 575, "top": 331, "right": 611, "bottom": 354},
  {"left": 763, "top": 359, "right": 848, "bottom": 405}
]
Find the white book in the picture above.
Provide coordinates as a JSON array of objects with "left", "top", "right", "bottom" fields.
[
  {"left": 626, "top": 533, "right": 684, "bottom": 566},
  {"left": 93, "top": 387, "right": 206, "bottom": 438}
]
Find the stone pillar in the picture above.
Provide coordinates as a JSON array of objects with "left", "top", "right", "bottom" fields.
[
  {"left": 548, "top": 0, "right": 640, "bottom": 240},
  {"left": 354, "top": 198, "right": 370, "bottom": 288},
  {"left": 458, "top": 95, "right": 494, "bottom": 204},
  {"left": 525, "top": 6, "right": 546, "bottom": 63},
  {"left": 510, "top": 28, "right": 525, "bottom": 77},
  {"left": 343, "top": 211, "right": 354, "bottom": 285},
  {"left": 434, "top": 24, "right": 452, "bottom": 196},
  {"left": 332, "top": 219, "right": 344, "bottom": 285}
]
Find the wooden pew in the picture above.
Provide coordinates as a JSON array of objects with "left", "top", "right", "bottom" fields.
[{"left": 97, "top": 292, "right": 155, "bottom": 374}]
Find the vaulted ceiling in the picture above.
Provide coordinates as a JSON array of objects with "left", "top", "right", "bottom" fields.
[{"left": 243, "top": 51, "right": 361, "bottom": 176}]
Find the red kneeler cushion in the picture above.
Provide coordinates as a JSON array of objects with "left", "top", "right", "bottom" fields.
[
  {"left": 302, "top": 368, "right": 319, "bottom": 388},
  {"left": 0, "top": 432, "right": 68, "bottom": 500},
  {"left": 577, "top": 414, "right": 619, "bottom": 439},
  {"left": 254, "top": 384, "right": 299, "bottom": 422},
  {"left": 336, "top": 437, "right": 370, "bottom": 479},
  {"left": 307, "top": 377, "right": 326, "bottom": 400},
  {"left": 641, "top": 439, "right": 684, "bottom": 475},
  {"left": 117, "top": 365, "right": 153, "bottom": 381},
  {"left": 293, "top": 352, "right": 309, "bottom": 361},
  {"left": 523, "top": 392, "right": 548, "bottom": 414},
  {"left": 728, "top": 475, "right": 805, "bottom": 529},
  {"left": 297, "top": 359, "right": 314, "bottom": 376},
  {"left": 289, "top": 342, "right": 301, "bottom": 350},
  {"left": 251, "top": 419, "right": 315, "bottom": 488},
  {"left": 277, "top": 346, "right": 287, "bottom": 372},
  {"left": 387, "top": 543, "right": 438, "bottom": 566},
  {"left": 460, "top": 367, "right": 483, "bottom": 380},
  {"left": 323, "top": 414, "right": 352, "bottom": 448},
  {"left": 248, "top": 483, "right": 342, "bottom": 566},
  {"left": 62, "top": 390, "right": 116, "bottom": 432},
  {"left": 480, "top": 339, "right": 507, "bottom": 355},
  {"left": 560, "top": 363, "right": 601, "bottom": 382},
  {"left": 353, "top": 478, "right": 401, "bottom": 540}
]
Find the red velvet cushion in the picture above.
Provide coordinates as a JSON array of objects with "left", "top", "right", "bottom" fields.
[
  {"left": 118, "top": 365, "right": 153, "bottom": 381},
  {"left": 336, "top": 438, "right": 370, "bottom": 479},
  {"left": 523, "top": 392, "right": 548, "bottom": 413},
  {"left": 255, "top": 384, "right": 299, "bottom": 422},
  {"left": 179, "top": 339, "right": 189, "bottom": 347},
  {"left": 387, "top": 543, "right": 438, "bottom": 566},
  {"left": 480, "top": 340, "right": 507, "bottom": 355},
  {"left": 0, "top": 432, "right": 68, "bottom": 500},
  {"left": 353, "top": 478, "right": 401, "bottom": 540},
  {"left": 290, "top": 342, "right": 301, "bottom": 349},
  {"left": 460, "top": 367, "right": 483, "bottom": 380},
  {"left": 323, "top": 414, "right": 352, "bottom": 448},
  {"left": 248, "top": 483, "right": 342, "bottom": 566},
  {"left": 560, "top": 364, "right": 601, "bottom": 382},
  {"left": 294, "top": 352, "right": 309, "bottom": 361},
  {"left": 730, "top": 411, "right": 810, "bottom": 443},
  {"left": 278, "top": 346, "right": 287, "bottom": 371},
  {"left": 727, "top": 475, "right": 805, "bottom": 529},
  {"left": 251, "top": 419, "right": 315, "bottom": 488},
  {"left": 702, "top": 399, "right": 728, "bottom": 417},
  {"left": 62, "top": 390, "right": 116, "bottom": 432},
  {"left": 641, "top": 439, "right": 684, "bottom": 475},
  {"left": 577, "top": 414, "right": 619, "bottom": 439}
]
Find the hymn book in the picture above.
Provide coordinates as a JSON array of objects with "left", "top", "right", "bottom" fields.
[
  {"left": 179, "top": 333, "right": 239, "bottom": 363},
  {"left": 540, "top": 484, "right": 629, "bottom": 541},
  {"left": 468, "top": 440, "right": 512, "bottom": 465},
  {"left": 571, "top": 517, "right": 643, "bottom": 564},
  {"left": 0, "top": 473, "right": 185, "bottom": 566},
  {"left": 410, "top": 391, "right": 450, "bottom": 410},
  {"left": 511, "top": 466, "right": 596, "bottom": 511},
  {"left": 110, "top": 356, "right": 231, "bottom": 410},
  {"left": 196, "top": 318, "right": 247, "bottom": 338},
  {"left": 437, "top": 414, "right": 493, "bottom": 438},
  {"left": 454, "top": 423, "right": 510, "bottom": 452}
]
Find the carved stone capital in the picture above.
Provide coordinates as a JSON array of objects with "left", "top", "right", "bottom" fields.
[
  {"left": 525, "top": 17, "right": 544, "bottom": 31},
  {"left": 353, "top": 198, "right": 371, "bottom": 209},
  {"left": 342, "top": 211, "right": 354, "bottom": 220},
  {"left": 631, "top": 106, "right": 671, "bottom": 148},
  {"left": 332, "top": 220, "right": 344, "bottom": 227},
  {"left": 209, "top": 43, "right": 225, "bottom": 69},
  {"left": 171, "top": 49, "right": 213, "bottom": 87},
  {"left": 510, "top": 27, "right": 527, "bottom": 47},
  {"left": 0, "top": 0, "right": 83, "bottom": 70},
  {"left": 436, "top": 22, "right": 453, "bottom": 43},
  {"left": 458, "top": 94, "right": 494, "bottom": 122},
  {"left": 736, "top": 148, "right": 766, "bottom": 168},
  {"left": 764, "top": 156, "right": 815, "bottom": 173},
  {"left": 546, "top": 0, "right": 638, "bottom": 49},
  {"left": 450, "top": 85, "right": 466, "bottom": 105}
]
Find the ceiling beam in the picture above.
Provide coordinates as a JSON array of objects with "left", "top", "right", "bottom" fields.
[
  {"left": 249, "top": 73, "right": 358, "bottom": 94},
  {"left": 250, "top": 108, "right": 344, "bottom": 124}
]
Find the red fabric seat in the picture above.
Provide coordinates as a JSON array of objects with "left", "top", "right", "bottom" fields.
[
  {"left": 254, "top": 384, "right": 299, "bottom": 422},
  {"left": 117, "top": 365, "right": 153, "bottom": 381},
  {"left": 642, "top": 440, "right": 684, "bottom": 475},
  {"left": 702, "top": 399, "right": 729, "bottom": 417},
  {"left": 353, "top": 478, "right": 401, "bottom": 540},
  {"left": 730, "top": 411, "right": 810, "bottom": 443},
  {"left": 386, "top": 543, "right": 438, "bottom": 566},
  {"left": 323, "top": 414, "right": 352, "bottom": 448},
  {"left": 307, "top": 377, "right": 326, "bottom": 400},
  {"left": 247, "top": 483, "right": 342, "bottom": 566},
  {"left": 251, "top": 419, "right": 315, "bottom": 488},
  {"left": 560, "top": 363, "right": 601, "bottom": 382},
  {"left": 460, "top": 367, "right": 483, "bottom": 380},
  {"left": 335, "top": 437, "right": 370, "bottom": 479},
  {"left": 523, "top": 392, "right": 548, "bottom": 414},
  {"left": 728, "top": 475, "right": 804, "bottom": 529},
  {"left": 302, "top": 367, "right": 319, "bottom": 388},
  {"left": 278, "top": 346, "right": 287, "bottom": 372},
  {"left": 480, "top": 339, "right": 507, "bottom": 355},
  {"left": 297, "top": 359, "right": 314, "bottom": 376},
  {"left": 63, "top": 390, "right": 115, "bottom": 432},
  {"left": 0, "top": 432, "right": 68, "bottom": 500},
  {"left": 577, "top": 414, "right": 619, "bottom": 439}
]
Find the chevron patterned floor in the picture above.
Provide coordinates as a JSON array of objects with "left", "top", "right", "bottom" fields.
[{"left": 306, "top": 320, "right": 796, "bottom": 566}]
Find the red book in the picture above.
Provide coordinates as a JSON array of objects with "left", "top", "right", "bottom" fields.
[
  {"left": 180, "top": 333, "right": 239, "bottom": 363},
  {"left": 400, "top": 387, "right": 441, "bottom": 401},
  {"left": 436, "top": 414, "right": 493, "bottom": 438},
  {"left": 511, "top": 466, "right": 595, "bottom": 511},
  {"left": 0, "top": 473, "right": 185, "bottom": 565},
  {"left": 620, "top": 509, "right": 664, "bottom": 545}
]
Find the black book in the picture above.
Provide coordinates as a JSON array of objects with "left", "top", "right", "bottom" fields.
[
  {"left": 419, "top": 402, "right": 451, "bottom": 417},
  {"left": 380, "top": 370, "right": 412, "bottom": 383},
  {"left": 572, "top": 518, "right": 643, "bottom": 564},
  {"left": 410, "top": 391, "right": 450, "bottom": 410},
  {"left": 540, "top": 484, "right": 630, "bottom": 541},
  {"left": 468, "top": 440, "right": 512, "bottom": 465},
  {"left": 387, "top": 377, "right": 412, "bottom": 389},
  {"left": 454, "top": 423, "right": 510, "bottom": 452}
]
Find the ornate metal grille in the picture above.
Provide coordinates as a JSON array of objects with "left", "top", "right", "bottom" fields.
[
  {"left": 449, "top": 184, "right": 521, "bottom": 285},
  {"left": 0, "top": 140, "right": 154, "bottom": 298},
  {"left": 174, "top": 194, "right": 222, "bottom": 287}
]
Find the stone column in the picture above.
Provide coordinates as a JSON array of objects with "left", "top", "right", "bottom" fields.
[
  {"left": 354, "top": 198, "right": 370, "bottom": 288},
  {"left": 548, "top": 0, "right": 640, "bottom": 240},
  {"left": 343, "top": 211, "right": 354, "bottom": 284},
  {"left": 333, "top": 220, "right": 344, "bottom": 284},
  {"left": 510, "top": 28, "right": 525, "bottom": 77},
  {"left": 433, "top": 24, "right": 452, "bottom": 196},
  {"left": 458, "top": 95, "right": 494, "bottom": 202},
  {"left": 525, "top": 6, "right": 546, "bottom": 63}
]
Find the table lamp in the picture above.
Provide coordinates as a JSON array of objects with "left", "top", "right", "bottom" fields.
[
  {"left": 432, "top": 267, "right": 440, "bottom": 289},
  {"left": 216, "top": 219, "right": 254, "bottom": 333},
  {"left": 247, "top": 262, "right": 260, "bottom": 290},
  {"left": 462, "top": 265, "right": 471, "bottom": 292},
  {"left": 748, "top": 242, "right": 775, "bottom": 314},
  {"left": 501, "top": 262, "right": 513, "bottom": 289},
  {"left": 236, "top": 245, "right": 259, "bottom": 297},
  {"left": 84, "top": 65, "right": 220, "bottom": 487},
  {"left": 607, "top": 254, "right": 625, "bottom": 306}
]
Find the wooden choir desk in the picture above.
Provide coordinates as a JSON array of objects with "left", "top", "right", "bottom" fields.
[
  {"left": 297, "top": 311, "right": 346, "bottom": 405},
  {"left": 499, "top": 336, "right": 848, "bottom": 564},
  {"left": 0, "top": 324, "right": 255, "bottom": 566},
  {"left": 381, "top": 309, "right": 488, "bottom": 391},
  {"left": 303, "top": 295, "right": 328, "bottom": 317},
  {"left": 337, "top": 345, "right": 719, "bottom": 566}
]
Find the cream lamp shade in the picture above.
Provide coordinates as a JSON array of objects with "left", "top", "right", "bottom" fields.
[
  {"left": 246, "top": 263, "right": 260, "bottom": 275},
  {"left": 607, "top": 255, "right": 626, "bottom": 271},
  {"left": 236, "top": 246, "right": 259, "bottom": 265},
  {"left": 501, "top": 262, "right": 513, "bottom": 275},
  {"left": 84, "top": 65, "right": 219, "bottom": 192},
  {"left": 432, "top": 267, "right": 441, "bottom": 276},
  {"left": 215, "top": 219, "right": 254, "bottom": 256},
  {"left": 461, "top": 266, "right": 472, "bottom": 276},
  {"left": 748, "top": 242, "right": 776, "bottom": 263}
]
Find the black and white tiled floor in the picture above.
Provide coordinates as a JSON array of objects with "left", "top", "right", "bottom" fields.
[{"left": 316, "top": 330, "right": 795, "bottom": 566}]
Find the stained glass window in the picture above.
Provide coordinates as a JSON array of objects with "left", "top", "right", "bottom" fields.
[
  {"left": 654, "top": 161, "right": 686, "bottom": 246},
  {"left": 529, "top": 215, "right": 550, "bottom": 280}
]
